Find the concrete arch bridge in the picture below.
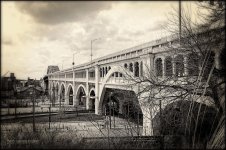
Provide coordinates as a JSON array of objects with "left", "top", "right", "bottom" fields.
[{"left": 44, "top": 32, "right": 222, "bottom": 135}]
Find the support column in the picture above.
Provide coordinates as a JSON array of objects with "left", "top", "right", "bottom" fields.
[
  {"left": 64, "top": 89, "right": 67, "bottom": 106},
  {"left": 141, "top": 54, "right": 154, "bottom": 78},
  {"left": 142, "top": 106, "right": 153, "bottom": 136},
  {"left": 48, "top": 82, "right": 51, "bottom": 96},
  {"left": 86, "top": 69, "right": 90, "bottom": 110},
  {"left": 95, "top": 65, "right": 100, "bottom": 114},
  {"left": 137, "top": 89, "right": 154, "bottom": 136}
]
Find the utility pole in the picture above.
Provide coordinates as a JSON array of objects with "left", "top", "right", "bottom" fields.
[
  {"left": 49, "top": 104, "right": 51, "bottom": 129},
  {"left": 32, "top": 87, "right": 36, "bottom": 132}
]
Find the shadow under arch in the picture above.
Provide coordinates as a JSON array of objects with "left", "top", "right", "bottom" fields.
[
  {"left": 152, "top": 100, "right": 219, "bottom": 148},
  {"left": 98, "top": 65, "right": 136, "bottom": 114},
  {"left": 66, "top": 84, "right": 74, "bottom": 105},
  {"left": 75, "top": 84, "right": 87, "bottom": 106}
]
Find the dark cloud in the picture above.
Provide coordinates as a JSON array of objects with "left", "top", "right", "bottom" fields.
[{"left": 16, "top": 1, "right": 112, "bottom": 25}]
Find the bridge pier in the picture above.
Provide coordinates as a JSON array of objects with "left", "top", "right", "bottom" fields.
[
  {"left": 86, "top": 69, "right": 90, "bottom": 110},
  {"left": 95, "top": 65, "right": 100, "bottom": 114},
  {"left": 142, "top": 106, "right": 154, "bottom": 136}
]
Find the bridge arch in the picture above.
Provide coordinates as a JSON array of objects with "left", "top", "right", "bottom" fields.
[
  {"left": 55, "top": 82, "right": 59, "bottom": 102},
  {"left": 155, "top": 57, "right": 163, "bottom": 77},
  {"left": 59, "top": 82, "right": 66, "bottom": 103},
  {"left": 66, "top": 83, "right": 74, "bottom": 105},
  {"left": 151, "top": 99, "right": 218, "bottom": 139},
  {"left": 98, "top": 65, "right": 136, "bottom": 115},
  {"left": 174, "top": 54, "right": 184, "bottom": 77},
  {"left": 75, "top": 84, "right": 87, "bottom": 106},
  {"left": 89, "top": 88, "right": 96, "bottom": 110}
]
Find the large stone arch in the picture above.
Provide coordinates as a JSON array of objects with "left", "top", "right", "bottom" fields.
[
  {"left": 75, "top": 84, "right": 87, "bottom": 106},
  {"left": 139, "top": 87, "right": 216, "bottom": 136},
  {"left": 151, "top": 100, "right": 219, "bottom": 146},
  {"left": 98, "top": 65, "right": 137, "bottom": 115},
  {"left": 66, "top": 83, "right": 74, "bottom": 105}
]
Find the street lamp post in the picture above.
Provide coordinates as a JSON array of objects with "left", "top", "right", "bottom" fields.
[
  {"left": 62, "top": 59, "right": 67, "bottom": 70},
  {"left": 72, "top": 52, "right": 79, "bottom": 66},
  {"left": 91, "top": 38, "right": 101, "bottom": 63}
]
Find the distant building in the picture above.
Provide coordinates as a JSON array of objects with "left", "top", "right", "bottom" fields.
[
  {"left": 24, "top": 77, "right": 40, "bottom": 87},
  {"left": 16, "top": 85, "right": 44, "bottom": 99},
  {"left": 42, "top": 65, "right": 60, "bottom": 95},
  {"left": 1, "top": 73, "right": 17, "bottom": 98},
  {"left": 47, "top": 65, "right": 60, "bottom": 74}
]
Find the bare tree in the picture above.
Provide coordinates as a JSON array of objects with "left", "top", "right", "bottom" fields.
[{"left": 118, "top": 1, "right": 225, "bottom": 149}]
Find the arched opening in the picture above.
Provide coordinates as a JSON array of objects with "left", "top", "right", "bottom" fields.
[
  {"left": 105, "top": 67, "right": 108, "bottom": 75},
  {"left": 175, "top": 55, "right": 184, "bottom": 77},
  {"left": 60, "top": 84, "right": 65, "bottom": 103},
  {"left": 156, "top": 58, "right": 163, "bottom": 77},
  {"left": 152, "top": 100, "right": 219, "bottom": 148},
  {"left": 68, "top": 86, "right": 73, "bottom": 105},
  {"left": 103, "top": 67, "right": 106, "bottom": 77},
  {"left": 188, "top": 53, "right": 199, "bottom": 76},
  {"left": 101, "top": 88, "right": 143, "bottom": 125},
  {"left": 115, "top": 72, "right": 118, "bottom": 77},
  {"left": 108, "top": 66, "right": 111, "bottom": 71},
  {"left": 76, "top": 86, "right": 86, "bottom": 106},
  {"left": 90, "top": 90, "right": 95, "bottom": 110},
  {"left": 165, "top": 57, "right": 173, "bottom": 76},
  {"left": 124, "top": 63, "right": 128, "bottom": 69},
  {"left": 100, "top": 68, "right": 102, "bottom": 77},
  {"left": 129, "top": 63, "right": 133, "bottom": 72},
  {"left": 135, "top": 62, "right": 139, "bottom": 77}
]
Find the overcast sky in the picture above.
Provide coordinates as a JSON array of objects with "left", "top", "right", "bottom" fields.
[{"left": 2, "top": 1, "right": 201, "bottom": 80}]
